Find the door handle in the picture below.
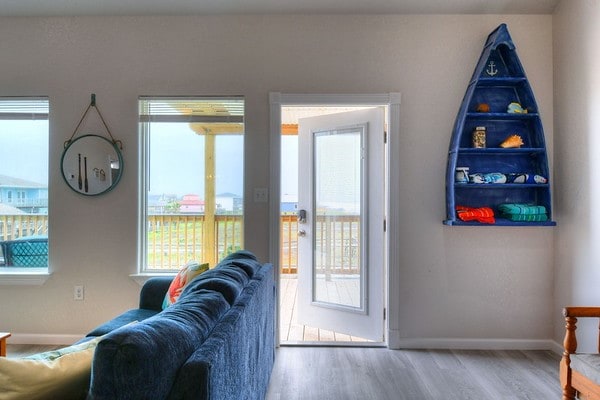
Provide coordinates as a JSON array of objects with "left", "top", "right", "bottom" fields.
[{"left": 298, "top": 229, "right": 306, "bottom": 237}]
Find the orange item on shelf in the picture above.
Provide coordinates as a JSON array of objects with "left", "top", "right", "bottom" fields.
[{"left": 456, "top": 205, "right": 495, "bottom": 224}]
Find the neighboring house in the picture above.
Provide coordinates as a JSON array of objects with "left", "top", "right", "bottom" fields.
[
  {"left": 216, "top": 192, "right": 242, "bottom": 213},
  {"left": 280, "top": 202, "right": 298, "bottom": 214},
  {"left": 0, "top": 204, "right": 26, "bottom": 216},
  {"left": 0, "top": 203, "right": 27, "bottom": 240},
  {"left": 281, "top": 193, "right": 298, "bottom": 214},
  {"left": 0, "top": 174, "right": 47, "bottom": 214},
  {"left": 0, "top": 203, "right": 26, "bottom": 243},
  {"left": 180, "top": 194, "right": 205, "bottom": 213},
  {"left": 148, "top": 193, "right": 242, "bottom": 214},
  {"left": 147, "top": 193, "right": 179, "bottom": 214}
]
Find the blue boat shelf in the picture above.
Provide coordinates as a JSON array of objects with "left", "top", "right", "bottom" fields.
[{"left": 444, "top": 24, "right": 556, "bottom": 227}]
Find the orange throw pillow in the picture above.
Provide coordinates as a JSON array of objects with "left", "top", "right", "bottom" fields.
[{"left": 162, "top": 261, "right": 209, "bottom": 309}]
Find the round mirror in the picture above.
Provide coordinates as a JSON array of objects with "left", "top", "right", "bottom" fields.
[{"left": 61, "top": 134, "right": 123, "bottom": 196}]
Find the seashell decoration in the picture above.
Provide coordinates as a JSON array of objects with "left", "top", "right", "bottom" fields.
[
  {"left": 507, "top": 102, "right": 528, "bottom": 114},
  {"left": 476, "top": 103, "right": 490, "bottom": 113},
  {"left": 500, "top": 134, "right": 524, "bottom": 148}
]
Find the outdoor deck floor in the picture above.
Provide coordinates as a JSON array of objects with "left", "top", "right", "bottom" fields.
[{"left": 279, "top": 276, "right": 370, "bottom": 344}]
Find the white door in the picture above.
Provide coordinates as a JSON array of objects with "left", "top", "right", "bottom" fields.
[{"left": 297, "top": 108, "right": 385, "bottom": 342}]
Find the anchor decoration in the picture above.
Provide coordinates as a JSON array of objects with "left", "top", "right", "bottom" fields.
[{"left": 485, "top": 60, "right": 498, "bottom": 76}]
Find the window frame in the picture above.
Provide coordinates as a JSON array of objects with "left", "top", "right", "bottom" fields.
[{"left": 137, "top": 96, "right": 245, "bottom": 276}]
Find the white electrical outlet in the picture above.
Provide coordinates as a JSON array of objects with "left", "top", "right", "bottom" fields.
[{"left": 74, "top": 285, "right": 84, "bottom": 301}]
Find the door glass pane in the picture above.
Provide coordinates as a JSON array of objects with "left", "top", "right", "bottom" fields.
[{"left": 313, "top": 127, "right": 364, "bottom": 310}]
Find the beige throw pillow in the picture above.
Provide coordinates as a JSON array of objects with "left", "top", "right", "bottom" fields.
[{"left": 0, "top": 336, "right": 102, "bottom": 400}]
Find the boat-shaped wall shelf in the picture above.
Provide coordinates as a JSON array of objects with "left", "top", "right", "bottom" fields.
[{"left": 444, "top": 24, "right": 556, "bottom": 226}]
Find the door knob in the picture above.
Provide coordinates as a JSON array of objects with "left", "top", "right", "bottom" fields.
[{"left": 298, "top": 229, "right": 306, "bottom": 237}]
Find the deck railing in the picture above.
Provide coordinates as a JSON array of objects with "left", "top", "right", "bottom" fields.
[
  {"left": 280, "top": 214, "right": 299, "bottom": 274},
  {"left": 0, "top": 214, "right": 49, "bottom": 241},
  {"left": 0, "top": 213, "right": 360, "bottom": 274},
  {"left": 277, "top": 214, "right": 361, "bottom": 275},
  {"left": 146, "top": 214, "right": 244, "bottom": 269},
  {"left": 147, "top": 213, "right": 360, "bottom": 273}
]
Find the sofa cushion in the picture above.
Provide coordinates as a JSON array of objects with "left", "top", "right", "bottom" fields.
[
  {"left": 163, "top": 261, "right": 210, "bottom": 309},
  {"left": 216, "top": 250, "right": 260, "bottom": 278},
  {"left": 85, "top": 308, "right": 158, "bottom": 337},
  {"left": 89, "top": 289, "right": 230, "bottom": 400},
  {"left": 219, "top": 250, "right": 257, "bottom": 263},
  {"left": 0, "top": 335, "right": 103, "bottom": 400},
  {"left": 571, "top": 354, "right": 600, "bottom": 386},
  {"left": 181, "top": 266, "right": 249, "bottom": 305},
  {"left": 183, "top": 277, "right": 242, "bottom": 306}
]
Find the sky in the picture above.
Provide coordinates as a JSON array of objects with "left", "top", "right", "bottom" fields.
[
  {"left": 281, "top": 136, "right": 298, "bottom": 201},
  {"left": 148, "top": 122, "right": 244, "bottom": 198},
  {"left": 0, "top": 120, "right": 49, "bottom": 185}
]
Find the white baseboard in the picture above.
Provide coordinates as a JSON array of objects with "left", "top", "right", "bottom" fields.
[
  {"left": 7, "top": 333, "right": 84, "bottom": 345},
  {"left": 550, "top": 340, "right": 564, "bottom": 355},
  {"left": 388, "top": 330, "right": 561, "bottom": 353}
]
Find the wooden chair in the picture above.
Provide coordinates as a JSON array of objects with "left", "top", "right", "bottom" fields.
[{"left": 561, "top": 307, "right": 600, "bottom": 399}]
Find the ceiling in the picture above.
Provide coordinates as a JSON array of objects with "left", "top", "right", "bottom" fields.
[{"left": 0, "top": 0, "right": 560, "bottom": 17}]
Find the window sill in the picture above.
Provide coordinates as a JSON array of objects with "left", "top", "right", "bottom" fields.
[
  {"left": 0, "top": 269, "right": 51, "bottom": 285},
  {"left": 130, "top": 273, "right": 175, "bottom": 286}
]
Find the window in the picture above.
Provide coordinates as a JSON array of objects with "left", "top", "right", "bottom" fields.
[
  {"left": 0, "top": 97, "right": 49, "bottom": 270},
  {"left": 139, "top": 97, "right": 244, "bottom": 272}
]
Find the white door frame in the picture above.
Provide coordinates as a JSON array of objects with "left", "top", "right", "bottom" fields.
[{"left": 269, "top": 92, "right": 401, "bottom": 347}]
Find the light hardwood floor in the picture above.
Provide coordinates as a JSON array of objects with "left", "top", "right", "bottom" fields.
[
  {"left": 266, "top": 347, "right": 561, "bottom": 400},
  {"left": 6, "top": 344, "right": 561, "bottom": 399}
]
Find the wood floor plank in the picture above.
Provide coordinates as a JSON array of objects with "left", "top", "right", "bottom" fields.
[
  {"left": 279, "top": 277, "right": 372, "bottom": 344},
  {"left": 266, "top": 347, "right": 561, "bottom": 400},
  {"left": 303, "top": 326, "right": 319, "bottom": 341}
]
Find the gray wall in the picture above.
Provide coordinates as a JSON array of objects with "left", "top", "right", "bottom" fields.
[
  {"left": 0, "top": 14, "right": 555, "bottom": 346},
  {"left": 553, "top": 0, "right": 600, "bottom": 352}
]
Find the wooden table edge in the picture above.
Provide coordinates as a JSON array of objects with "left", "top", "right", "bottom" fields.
[{"left": 0, "top": 332, "right": 12, "bottom": 357}]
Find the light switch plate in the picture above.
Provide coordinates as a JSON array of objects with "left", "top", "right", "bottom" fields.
[{"left": 253, "top": 188, "right": 268, "bottom": 203}]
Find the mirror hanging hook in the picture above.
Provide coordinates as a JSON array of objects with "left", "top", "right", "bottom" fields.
[{"left": 65, "top": 93, "right": 123, "bottom": 149}]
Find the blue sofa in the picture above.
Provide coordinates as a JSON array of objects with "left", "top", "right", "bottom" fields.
[{"left": 84, "top": 251, "right": 275, "bottom": 400}]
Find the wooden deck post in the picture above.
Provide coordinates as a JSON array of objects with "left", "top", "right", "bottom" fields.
[
  {"left": 189, "top": 123, "right": 217, "bottom": 266},
  {"left": 203, "top": 132, "right": 216, "bottom": 266}
]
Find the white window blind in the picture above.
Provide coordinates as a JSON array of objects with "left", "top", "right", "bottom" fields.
[
  {"left": 139, "top": 96, "right": 244, "bottom": 123},
  {"left": 0, "top": 97, "right": 49, "bottom": 120}
]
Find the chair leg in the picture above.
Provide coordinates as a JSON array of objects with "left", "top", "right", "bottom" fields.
[
  {"left": 562, "top": 387, "right": 576, "bottom": 400},
  {"left": 561, "top": 316, "right": 577, "bottom": 400}
]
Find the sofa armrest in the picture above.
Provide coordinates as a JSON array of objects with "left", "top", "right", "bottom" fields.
[{"left": 139, "top": 277, "right": 173, "bottom": 311}]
